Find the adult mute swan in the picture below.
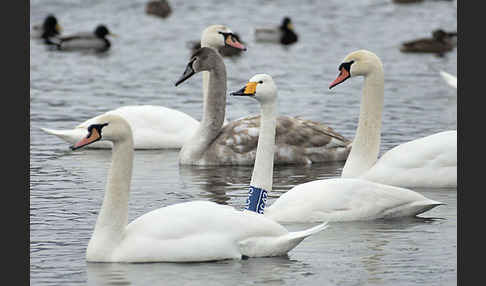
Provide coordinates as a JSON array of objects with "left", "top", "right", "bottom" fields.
[
  {"left": 224, "top": 75, "right": 444, "bottom": 223},
  {"left": 254, "top": 17, "right": 298, "bottom": 45},
  {"left": 328, "top": 49, "right": 457, "bottom": 188},
  {"left": 69, "top": 114, "right": 327, "bottom": 262},
  {"left": 50, "top": 25, "right": 116, "bottom": 52},
  {"left": 175, "top": 47, "right": 351, "bottom": 165},
  {"left": 41, "top": 25, "right": 246, "bottom": 149}
]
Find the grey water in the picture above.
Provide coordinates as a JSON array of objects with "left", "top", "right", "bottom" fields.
[{"left": 30, "top": 0, "right": 457, "bottom": 285}]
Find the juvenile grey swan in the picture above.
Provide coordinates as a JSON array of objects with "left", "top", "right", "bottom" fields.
[
  {"left": 41, "top": 25, "right": 245, "bottom": 149},
  {"left": 175, "top": 47, "right": 351, "bottom": 165}
]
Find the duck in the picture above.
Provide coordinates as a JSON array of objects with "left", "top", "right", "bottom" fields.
[
  {"left": 51, "top": 25, "right": 116, "bottom": 52},
  {"left": 32, "top": 14, "right": 62, "bottom": 43},
  {"left": 41, "top": 25, "right": 246, "bottom": 149},
  {"left": 222, "top": 74, "right": 443, "bottom": 223},
  {"left": 400, "top": 29, "right": 457, "bottom": 54},
  {"left": 187, "top": 32, "right": 246, "bottom": 58},
  {"left": 440, "top": 70, "right": 457, "bottom": 89},
  {"left": 69, "top": 113, "right": 327, "bottom": 262},
  {"left": 145, "top": 0, "right": 172, "bottom": 18},
  {"left": 254, "top": 17, "right": 298, "bottom": 45},
  {"left": 328, "top": 49, "right": 456, "bottom": 188},
  {"left": 175, "top": 47, "right": 351, "bottom": 165}
]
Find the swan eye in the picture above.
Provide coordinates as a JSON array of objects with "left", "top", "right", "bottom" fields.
[{"left": 258, "top": 80, "right": 263, "bottom": 84}]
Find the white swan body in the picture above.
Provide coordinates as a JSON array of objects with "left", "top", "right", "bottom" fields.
[
  {"left": 41, "top": 25, "right": 243, "bottom": 149},
  {"left": 440, "top": 70, "right": 457, "bottom": 89},
  {"left": 42, "top": 105, "right": 199, "bottom": 149},
  {"left": 175, "top": 47, "right": 350, "bottom": 165},
  {"left": 264, "top": 178, "right": 443, "bottom": 223},
  {"left": 329, "top": 50, "right": 457, "bottom": 188},
  {"left": 70, "top": 113, "right": 327, "bottom": 263},
  {"left": 360, "top": 130, "right": 457, "bottom": 188}
]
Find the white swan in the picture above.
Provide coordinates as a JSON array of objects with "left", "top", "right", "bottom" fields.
[
  {"left": 41, "top": 25, "right": 246, "bottom": 149},
  {"left": 69, "top": 114, "right": 327, "bottom": 262},
  {"left": 175, "top": 47, "right": 351, "bottom": 165},
  {"left": 440, "top": 70, "right": 457, "bottom": 89},
  {"left": 328, "top": 49, "right": 456, "bottom": 188},
  {"left": 223, "top": 74, "right": 444, "bottom": 223}
]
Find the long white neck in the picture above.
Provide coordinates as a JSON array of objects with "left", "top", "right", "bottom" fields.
[
  {"left": 179, "top": 52, "right": 227, "bottom": 163},
  {"left": 341, "top": 67, "right": 384, "bottom": 178},
  {"left": 87, "top": 136, "right": 133, "bottom": 258},
  {"left": 250, "top": 100, "right": 277, "bottom": 191}
]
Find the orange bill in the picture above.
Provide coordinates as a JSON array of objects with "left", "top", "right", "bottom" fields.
[
  {"left": 225, "top": 35, "right": 246, "bottom": 50},
  {"left": 329, "top": 67, "right": 350, "bottom": 89},
  {"left": 231, "top": 81, "right": 258, "bottom": 96},
  {"left": 71, "top": 128, "right": 101, "bottom": 150}
]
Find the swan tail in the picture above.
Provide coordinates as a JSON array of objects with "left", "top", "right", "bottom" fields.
[
  {"left": 384, "top": 199, "right": 445, "bottom": 219},
  {"left": 439, "top": 70, "right": 457, "bottom": 89},
  {"left": 40, "top": 128, "right": 87, "bottom": 144},
  {"left": 239, "top": 222, "right": 329, "bottom": 258}
]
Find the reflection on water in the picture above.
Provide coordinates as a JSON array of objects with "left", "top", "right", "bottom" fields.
[{"left": 87, "top": 256, "right": 315, "bottom": 286}]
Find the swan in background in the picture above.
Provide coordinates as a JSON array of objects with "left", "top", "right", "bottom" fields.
[
  {"left": 188, "top": 32, "right": 246, "bottom": 57},
  {"left": 32, "top": 14, "right": 62, "bottom": 42},
  {"left": 145, "top": 0, "right": 172, "bottom": 18},
  {"left": 400, "top": 29, "right": 456, "bottom": 54},
  {"left": 254, "top": 17, "right": 298, "bottom": 45},
  {"left": 328, "top": 49, "right": 456, "bottom": 188},
  {"left": 49, "top": 25, "right": 117, "bottom": 52},
  {"left": 224, "top": 75, "right": 444, "bottom": 223},
  {"left": 41, "top": 25, "right": 246, "bottom": 149},
  {"left": 69, "top": 114, "right": 327, "bottom": 262},
  {"left": 175, "top": 47, "right": 351, "bottom": 165},
  {"left": 440, "top": 70, "right": 457, "bottom": 89}
]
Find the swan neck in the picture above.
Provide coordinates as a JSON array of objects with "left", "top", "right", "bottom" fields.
[
  {"left": 250, "top": 100, "right": 277, "bottom": 192},
  {"left": 91, "top": 138, "right": 133, "bottom": 242},
  {"left": 342, "top": 68, "right": 384, "bottom": 178},
  {"left": 180, "top": 54, "right": 226, "bottom": 162}
]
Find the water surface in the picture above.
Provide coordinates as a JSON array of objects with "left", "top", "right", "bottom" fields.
[{"left": 30, "top": 0, "right": 457, "bottom": 285}]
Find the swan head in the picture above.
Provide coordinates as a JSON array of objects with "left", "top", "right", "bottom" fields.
[
  {"left": 329, "top": 49, "right": 383, "bottom": 89},
  {"left": 174, "top": 47, "right": 222, "bottom": 86},
  {"left": 70, "top": 114, "right": 132, "bottom": 150},
  {"left": 201, "top": 24, "right": 246, "bottom": 50},
  {"left": 230, "top": 74, "right": 277, "bottom": 104}
]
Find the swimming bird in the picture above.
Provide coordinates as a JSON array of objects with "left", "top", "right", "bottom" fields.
[
  {"left": 145, "top": 0, "right": 172, "bottom": 18},
  {"left": 70, "top": 114, "right": 327, "bottom": 262},
  {"left": 254, "top": 17, "right": 298, "bottom": 45},
  {"left": 52, "top": 25, "right": 116, "bottom": 52},
  {"left": 41, "top": 25, "right": 246, "bottom": 149},
  {"left": 328, "top": 49, "right": 456, "bottom": 188},
  {"left": 400, "top": 29, "right": 457, "bottom": 54},
  {"left": 188, "top": 32, "right": 246, "bottom": 57},
  {"left": 175, "top": 47, "right": 350, "bottom": 165},
  {"left": 32, "top": 14, "right": 62, "bottom": 43},
  {"left": 223, "top": 75, "right": 443, "bottom": 223}
]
